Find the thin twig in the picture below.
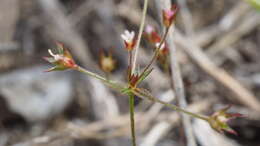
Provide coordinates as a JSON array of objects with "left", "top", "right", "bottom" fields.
[
  {"left": 129, "top": 51, "right": 133, "bottom": 76},
  {"left": 169, "top": 28, "right": 197, "bottom": 146},
  {"left": 132, "top": 0, "right": 150, "bottom": 73},
  {"left": 161, "top": 0, "right": 197, "bottom": 146},
  {"left": 76, "top": 66, "right": 124, "bottom": 91},
  {"left": 176, "top": 0, "right": 194, "bottom": 35},
  {"left": 138, "top": 27, "right": 170, "bottom": 79},
  {"left": 128, "top": 51, "right": 136, "bottom": 146},
  {"left": 132, "top": 88, "right": 209, "bottom": 121},
  {"left": 156, "top": 1, "right": 197, "bottom": 146}
]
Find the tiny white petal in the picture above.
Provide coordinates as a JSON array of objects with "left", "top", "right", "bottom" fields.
[
  {"left": 121, "top": 34, "right": 126, "bottom": 41},
  {"left": 156, "top": 42, "right": 165, "bottom": 50},
  {"left": 48, "top": 49, "right": 63, "bottom": 60},
  {"left": 121, "top": 30, "right": 135, "bottom": 44},
  {"left": 48, "top": 49, "right": 55, "bottom": 57},
  {"left": 130, "top": 31, "right": 135, "bottom": 39}
]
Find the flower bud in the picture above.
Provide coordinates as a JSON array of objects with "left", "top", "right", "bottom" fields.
[
  {"left": 162, "top": 4, "right": 178, "bottom": 27},
  {"left": 99, "top": 49, "right": 116, "bottom": 73},
  {"left": 144, "top": 25, "right": 161, "bottom": 44},
  {"left": 121, "top": 30, "right": 136, "bottom": 51},
  {"left": 208, "top": 105, "right": 243, "bottom": 135},
  {"left": 129, "top": 73, "right": 140, "bottom": 88}
]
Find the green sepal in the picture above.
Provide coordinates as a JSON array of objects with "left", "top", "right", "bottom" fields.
[{"left": 45, "top": 65, "right": 68, "bottom": 72}]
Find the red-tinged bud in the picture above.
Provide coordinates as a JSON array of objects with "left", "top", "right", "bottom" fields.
[
  {"left": 144, "top": 25, "right": 161, "bottom": 44},
  {"left": 129, "top": 73, "right": 140, "bottom": 88},
  {"left": 99, "top": 49, "right": 116, "bottom": 73},
  {"left": 162, "top": 4, "right": 179, "bottom": 27},
  {"left": 43, "top": 42, "right": 77, "bottom": 72},
  {"left": 121, "top": 30, "right": 136, "bottom": 51},
  {"left": 208, "top": 105, "right": 243, "bottom": 135},
  {"left": 126, "top": 65, "right": 140, "bottom": 88},
  {"left": 127, "top": 66, "right": 153, "bottom": 88}
]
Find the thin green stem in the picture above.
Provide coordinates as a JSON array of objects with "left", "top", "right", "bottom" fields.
[
  {"left": 139, "top": 27, "right": 170, "bottom": 79},
  {"left": 75, "top": 66, "right": 124, "bottom": 91},
  {"left": 127, "top": 2, "right": 149, "bottom": 143},
  {"left": 128, "top": 93, "right": 136, "bottom": 146},
  {"left": 129, "top": 51, "right": 133, "bottom": 76},
  {"left": 132, "top": 0, "right": 150, "bottom": 73},
  {"left": 132, "top": 88, "right": 209, "bottom": 121},
  {"left": 129, "top": 47, "right": 136, "bottom": 146}
]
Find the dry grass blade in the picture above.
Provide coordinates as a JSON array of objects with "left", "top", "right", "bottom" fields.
[
  {"left": 174, "top": 31, "right": 260, "bottom": 112},
  {"left": 156, "top": 0, "right": 197, "bottom": 146}
]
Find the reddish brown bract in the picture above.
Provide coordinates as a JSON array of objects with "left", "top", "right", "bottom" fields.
[{"left": 162, "top": 4, "right": 179, "bottom": 27}]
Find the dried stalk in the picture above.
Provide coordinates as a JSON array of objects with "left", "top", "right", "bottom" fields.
[
  {"left": 156, "top": 0, "right": 197, "bottom": 146},
  {"left": 132, "top": 0, "right": 150, "bottom": 73}
]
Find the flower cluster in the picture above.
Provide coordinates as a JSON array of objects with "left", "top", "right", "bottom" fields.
[
  {"left": 43, "top": 42, "right": 77, "bottom": 72},
  {"left": 121, "top": 30, "right": 136, "bottom": 51}
]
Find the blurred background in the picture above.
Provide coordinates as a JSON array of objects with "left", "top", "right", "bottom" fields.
[{"left": 0, "top": 0, "right": 260, "bottom": 146}]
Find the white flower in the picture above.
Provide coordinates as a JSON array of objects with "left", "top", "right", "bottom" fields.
[
  {"left": 48, "top": 49, "right": 62, "bottom": 60},
  {"left": 155, "top": 42, "right": 165, "bottom": 50},
  {"left": 121, "top": 30, "right": 135, "bottom": 43}
]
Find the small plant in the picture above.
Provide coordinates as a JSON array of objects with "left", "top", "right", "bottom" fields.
[{"left": 43, "top": 3, "right": 242, "bottom": 146}]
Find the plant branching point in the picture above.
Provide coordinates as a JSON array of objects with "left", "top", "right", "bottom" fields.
[{"left": 43, "top": 3, "right": 243, "bottom": 146}]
